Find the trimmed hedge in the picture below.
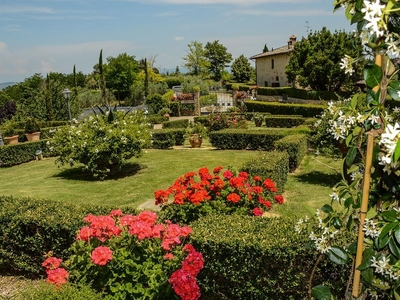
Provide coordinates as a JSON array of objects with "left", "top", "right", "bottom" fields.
[
  {"left": 274, "top": 134, "right": 308, "bottom": 172},
  {"left": 0, "top": 140, "right": 54, "bottom": 167},
  {"left": 190, "top": 214, "right": 351, "bottom": 300},
  {"left": 240, "top": 150, "right": 289, "bottom": 192},
  {"left": 209, "top": 129, "right": 286, "bottom": 150},
  {"left": 145, "top": 114, "right": 169, "bottom": 125},
  {"left": 150, "top": 130, "right": 175, "bottom": 149},
  {"left": 169, "top": 101, "right": 180, "bottom": 117},
  {"left": 0, "top": 196, "right": 137, "bottom": 276},
  {"left": 264, "top": 115, "right": 305, "bottom": 128},
  {"left": 161, "top": 119, "right": 189, "bottom": 129},
  {"left": 244, "top": 100, "right": 326, "bottom": 117}
]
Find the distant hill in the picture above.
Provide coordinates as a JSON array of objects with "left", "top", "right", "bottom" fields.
[{"left": 0, "top": 82, "right": 17, "bottom": 90}]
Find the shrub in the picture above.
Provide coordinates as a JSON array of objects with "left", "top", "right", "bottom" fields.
[
  {"left": 240, "top": 150, "right": 289, "bottom": 192},
  {"left": 151, "top": 129, "right": 175, "bottom": 149},
  {"left": 146, "top": 114, "right": 169, "bottom": 125},
  {"left": 169, "top": 101, "right": 180, "bottom": 117},
  {"left": 0, "top": 196, "right": 138, "bottom": 276},
  {"left": 264, "top": 115, "right": 305, "bottom": 128},
  {"left": 200, "top": 94, "right": 217, "bottom": 107},
  {"left": 50, "top": 108, "right": 151, "bottom": 179},
  {"left": 189, "top": 214, "right": 351, "bottom": 299},
  {"left": 209, "top": 129, "right": 286, "bottom": 150},
  {"left": 274, "top": 134, "right": 308, "bottom": 172},
  {"left": 245, "top": 100, "right": 326, "bottom": 117},
  {"left": 0, "top": 140, "right": 53, "bottom": 167},
  {"left": 156, "top": 167, "right": 284, "bottom": 225},
  {"left": 0, "top": 101, "right": 17, "bottom": 124},
  {"left": 146, "top": 94, "right": 169, "bottom": 114},
  {"left": 24, "top": 116, "right": 41, "bottom": 133},
  {"left": 42, "top": 210, "right": 204, "bottom": 300},
  {"left": 162, "top": 119, "right": 190, "bottom": 129}
]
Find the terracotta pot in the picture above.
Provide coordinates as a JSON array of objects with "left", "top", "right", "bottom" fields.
[
  {"left": 189, "top": 134, "right": 202, "bottom": 148},
  {"left": 25, "top": 132, "right": 41, "bottom": 142},
  {"left": 255, "top": 120, "right": 263, "bottom": 127},
  {"left": 4, "top": 135, "right": 19, "bottom": 145}
]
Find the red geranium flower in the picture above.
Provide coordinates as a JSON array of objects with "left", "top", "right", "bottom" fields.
[
  {"left": 263, "top": 178, "right": 278, "bottom": 192},
  {"left": 223, "top": 170, "right": 234, "bottom": 179},
  {"left": 46, "top": 268, "right": 69, "bottom": 286},
  {"left": 227, "top": 193, "right": 241, "bottom": 203},
  {"left": 42, "top": 257, "right": 62, "bottom": 270},
  {"left": 253, "top": 207, "right": 263, "bottom": 216},
  {"left": 275, "top": 195, "right": 284, "bottom": 204},
  {"left": 91, "top": 246, "right": 113, "bottom": 266}
]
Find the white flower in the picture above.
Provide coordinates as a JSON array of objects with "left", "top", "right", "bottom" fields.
[
  {"left": 363, "top": 219, "right": 380, "bottom": 238},
  {"left": 329, "top": 191, "right": 340, "bottom": 202},
  {"left": 94, "top": 149, "right": 99, "bottom": 153},
  {"left": 339, "top": 55, "right": 354, "bottom": 75}
]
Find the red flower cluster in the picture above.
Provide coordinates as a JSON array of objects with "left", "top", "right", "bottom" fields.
[
  {"left": 154, "top": 166, "right": 284, "bottom": 216},
  {"left": 169, "top": 244, "right": 204, "bottom": 300},
  {"left": 77, "top": 214, "right": 122, "bottom": 242},
  {"left": 91, "top": 246, "right": 113, "bottom": 266},
  {"left": 42, "top": 256, "right": 69, "bottom": 286}
]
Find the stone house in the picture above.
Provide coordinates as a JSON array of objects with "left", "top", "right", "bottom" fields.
[{"left": 250, "top": 35, "right": 297, "bottom": 87}]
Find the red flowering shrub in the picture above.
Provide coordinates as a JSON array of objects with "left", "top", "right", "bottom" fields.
[
  {"left": 155, "top": 166, "right": 284, "bottom": 224},
  {"left": 42, "top": 210, "right": 203, "bottom": 299}
]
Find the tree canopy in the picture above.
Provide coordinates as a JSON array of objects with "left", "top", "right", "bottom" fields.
[
  {"left": 204, "top": 40, "right": 233, "bottom": 82},
  {"left": 231, "top": 54, "right": 253, "bottom": 83},
  {"left": 285, "top": 27, "right": 366, "bottom": 91},
  {"left": 182, "top": 41, "right": 210, "bottom": 76}
]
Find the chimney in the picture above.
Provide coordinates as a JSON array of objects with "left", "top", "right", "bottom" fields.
[{"left": 287, "top": 35, "right": 297, "bottom": 49}]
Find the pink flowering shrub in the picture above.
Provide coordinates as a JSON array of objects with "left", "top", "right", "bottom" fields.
[{"left": 42, "top": 210, "right": 203, "bottom": 299}]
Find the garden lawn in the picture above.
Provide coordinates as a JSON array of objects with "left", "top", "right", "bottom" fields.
[{"left": 0, "top": 149, "right": 258, "bottom": 207}]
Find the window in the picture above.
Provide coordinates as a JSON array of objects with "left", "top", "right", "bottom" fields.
[
  {"left": 271, "top": 59, "right": 274, "bottom": 69},
  {"left": 264, "top": 81, "right": 268, "bottom": 87},
  {"left": 276, "top": 76, "right": 279, "bottom": 81},
  {"left": 272, "top": 82, "right": 280, "bottom": 87}
]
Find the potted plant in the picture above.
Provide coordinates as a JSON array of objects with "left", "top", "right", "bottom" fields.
[
  {"left": 187, "top": 122, "right": 207, "bottom": 148},
  {"left": 253, "top": 112, "right": 264, "bottom": 127},
  {"left": 1, "top": 119, "right": 19, "bottom": 145},
  {"left": 24, "top": 117, "right": 41, "bottom": 141}
]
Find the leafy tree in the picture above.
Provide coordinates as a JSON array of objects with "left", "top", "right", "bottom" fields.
[
  {"left": 231, "top": 55, "right": 253, "bottom": 83},
  {"left": 182, "top": 41, "right": 210, "bottom": 76},
  {"left": 105, "top": 52, "right": 140, "bottom": 102},
  {"left": 285, "top": 27, "right": 365, "bottom": 91},
  {"left": 204, "top": 40, "right": 233, "bottom": 82},
  {"left": 263, "top": 44, "right": 268, "bottom": 53}
]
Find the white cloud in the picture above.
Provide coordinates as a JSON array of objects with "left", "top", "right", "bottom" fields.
[
  {"left": 174, "top": 36, "right": 184, "bottom": 41},
  {"left": 0, "top": 5, "right": 56, "bottom": 14}
]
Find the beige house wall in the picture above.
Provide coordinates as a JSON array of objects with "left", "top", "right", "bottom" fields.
[{"left": 255, "top": 53, "right": 291, "bottom": 87}]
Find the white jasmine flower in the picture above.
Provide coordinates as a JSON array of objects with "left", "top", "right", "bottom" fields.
[{"left": 339, "top": 55, "right": 354, "bottom": 75}]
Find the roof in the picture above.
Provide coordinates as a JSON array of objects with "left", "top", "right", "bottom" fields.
[{"left": 250, "top": 45, "right": 294, "bottom": 60}]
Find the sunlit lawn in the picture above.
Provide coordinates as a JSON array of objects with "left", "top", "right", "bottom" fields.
[{"left": 0, "top": 146, "right": 341, "bottom": 217}]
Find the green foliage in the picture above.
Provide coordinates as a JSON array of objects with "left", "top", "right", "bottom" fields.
[
  {"left": 158, "top": 107, "right": 172, "bottom": 116},
  {"left": 252, "top": 112, "right": 265, "bottom": 122},
  {"left": 240, "top": 150, "right": 289, "bottom": 192},
  {"left": 200, "top": 93, "right": 217, "bottom": 107},
  {"left": 190, "top": 215, "right": 350, "bottom": 299},
  {"left": 208, "top": 129, "right": 286, "bottom": 150},
  {"left": 146, "top": 94, "right": 169, "bottom": 114},
  {"left": 274, "top": 134, "right": 308, "bottom": 172},
  {"left": 162, "top": 119, "right": 189, "bottom": 129},
  {"left": 231, "top": 54, "right": 253, "bottom": 83},
  {"left": 1, "top": 117, "right": 20, "bottom": 137},
  {"left": 182, "top": 41, "right": 210, "bottom": 76},
  {"left": 245, "top": 100, "right": 326, "bottom": 117},
  {"left": 285, "top": 27, "right": 366, "bottom": 92},
  {"left": 0, "top": 195, "right": 137, "bottom": 276},
  {"left": 24, "top": 116, "right": 41, "bottom": 133},
  {"left": 204, "top": 40, "right": 233, "bottom": 82},
  {"left": 0, "top": 140, "right": 54, "bottom": 167},
  {"left": 151, "top": 129, "right": 175, "bottom": 149},
  {"left": 145, "top": 114, "right": 169, "bottom": 125},
  {"left": 169, "top": 101, "right": 180, "bottom": 117},
  {"left": 18, "top": 282, "right": 103, "bottom": 300},
  {"left": 264, "top": 115, "right": 305, "bottom": 128},
  {"left": 50, "top": 110, "right": 151, "bottom": 179},
  {"left": 181, "top": 75, "right": 210, "bottom": 95},
  {"left": 187, "top": 122, "right": 208, "bottom": 139}
]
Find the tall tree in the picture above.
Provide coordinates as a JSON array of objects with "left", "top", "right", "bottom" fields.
[
  {"left": 98, "top": 49, "right": 108, "bottom": 105},
  {"left": 231, "top": 55, "right": 253, "bottom": 83},
  {"left": 182, "top": 41, "right": 210, "bottom": 76},
  {"left": 204, "top": 40, "right": 233, "bottom": 82},
  {"left": 263, "top": 44, "right": 269, "bottom": 53},
  {"left": 105, "top": 52, "right": 140, "bottom": 102},
  {"left": 285, "top": 27, "right": 366, "bottom": 91}
]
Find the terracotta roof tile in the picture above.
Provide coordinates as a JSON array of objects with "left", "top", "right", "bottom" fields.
[{"left": 250, "top": 45, "right": 294, "bottom": 60}]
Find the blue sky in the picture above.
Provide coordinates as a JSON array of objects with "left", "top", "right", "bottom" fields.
[{"left": 0, "top": 0, "right": 354, "bottom": 83}]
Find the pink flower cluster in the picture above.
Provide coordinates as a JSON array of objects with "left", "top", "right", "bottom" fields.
[
  {"left": 169, "top": 244, "right": 204, "bottom": 300},
  {"left": 42, "top": 256, "right": 69, "bottom": 286}
]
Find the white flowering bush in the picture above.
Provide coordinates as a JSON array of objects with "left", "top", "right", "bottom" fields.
[
  {"left": 296, "top": 0, "right": 400, "bottom": 299},
  {"left": 50, "top": 108, "right": 151, "bottom": 179}
]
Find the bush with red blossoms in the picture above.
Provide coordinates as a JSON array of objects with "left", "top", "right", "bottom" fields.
[
  {"left": 155, "top": 166, "right": 284, "bottom": 224},
  {"left": 42, "top": 210, "right": 203, "bottom": 299}
]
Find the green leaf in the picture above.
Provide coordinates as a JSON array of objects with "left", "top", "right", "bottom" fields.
[
  {"left": 364, "top": 64, "right": 383, "bottom": 88},
  {"left": 388, "top": 80, "right": 400, "bottom": 101},
  {"left": 311, "top": 285, "right": 332, "bottom": 300},
  {"left": 394, "top": 226, "right": 400, "bottom": 245},
  {"left": 332, "top": 217, "right": 343, "bottom": 229},
  {"left": 361, "top": 267, "right": 374, "bottom": 284},
  {"left": 389, "top": 237, "right": 400, "bottom": 259},
  {"left": 375, "top": 232, "right": 390, "bottom": 250},
  {"left": 327, "top": 246, "right": 348, "bottom": 265},
  {"left": 357, "top": 247, "right": 375, "bottom": 270},
  {"left": 394, "top": 139, "right": 400, "bottom": 163},
  {"left": 350, "top": 94, "right": 358, "bottom": 109},
  {"left": 346, "top": 147, "right": 357, "bottom": 167},
  {"left": 321, "top": 204, "right": 333, "bottom": 213},
  {"left": 381, "top": 210, "right": 397, "bottom": 222},
  {"left": 351, "top": 12, "right": 364, "bottom": 24},
  {"left": 379, "top": 222, "right": 397, "bottom": 238}
]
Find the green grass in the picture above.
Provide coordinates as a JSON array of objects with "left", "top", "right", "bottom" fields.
[
  {"left": 0, "top": 149, "right": 258, "bottom": 208},
  {"left": 0, "top": 149, "right": 342, "bottom": 218}
]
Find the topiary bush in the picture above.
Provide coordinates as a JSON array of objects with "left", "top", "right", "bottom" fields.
[
  {"left": 264, "top": 115, "right": 305, "bottom": 128},
  {"left": 274, "top": 134, "right": 308, "bottom": 172},
  {"left": 189, "top": 214, "right": 351, "bottom": 300},
  {"left": 151, "top": 129, "right": 175, "bottom": 149},
  {"left": 162, "top": 119, "right": 189, "bottom": 129}
]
